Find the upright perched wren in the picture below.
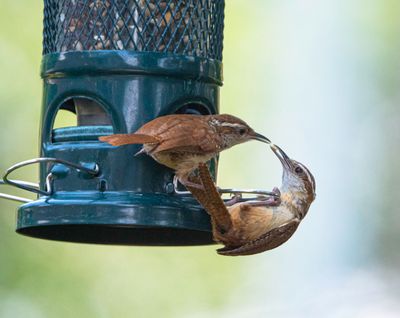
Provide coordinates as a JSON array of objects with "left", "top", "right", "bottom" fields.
[
  {"left": 99, "top": 114, "right": 270, "bottom": 188},
  {"left": 187, "top": 144, "right": 316, "bottom": 256}
]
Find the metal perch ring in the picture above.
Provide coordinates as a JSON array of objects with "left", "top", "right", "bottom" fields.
[
  {"left": 174, "top": 187, "right": 279, "bottom": 199},
  {"left": 1, "top": 157, "right": 99, "bottom": 197}
]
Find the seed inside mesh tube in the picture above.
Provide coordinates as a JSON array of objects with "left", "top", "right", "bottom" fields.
[{"left": 44, "top": 0, "right": 224, "bottom": 60}]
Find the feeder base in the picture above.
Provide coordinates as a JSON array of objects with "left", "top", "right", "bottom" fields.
[{"left": 16, "top": 192, "right": 214, "bottom": 246}]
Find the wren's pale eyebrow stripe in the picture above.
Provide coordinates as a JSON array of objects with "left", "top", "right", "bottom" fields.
[
  {"left": 209, "top": 119, "right": 245, "bottom": 129},
  {"left": 219, "top": 123, "right": 246, "bottom": 129},
  {"left": 298, "top": 162, "right": 315, "bottom": 192}
]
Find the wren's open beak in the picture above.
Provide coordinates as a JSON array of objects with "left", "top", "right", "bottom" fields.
[
  {"left": 251, "top": 132, "right": 271, "bottom": 144},
  {"left": 270, "top": 144, "right": 292, "bottom": 169}
]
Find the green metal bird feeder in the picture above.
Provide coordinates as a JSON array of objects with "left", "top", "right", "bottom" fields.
[{"left": 0, "top": 0, "right": 225, "bottom": 245}]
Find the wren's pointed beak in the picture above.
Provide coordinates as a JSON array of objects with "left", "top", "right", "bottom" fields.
[
  {"left": 270, "top": 144, "right": 292, "bottom": 169},
  {"left": 251, "top": 132, "right": 271, "bottom": 144}
]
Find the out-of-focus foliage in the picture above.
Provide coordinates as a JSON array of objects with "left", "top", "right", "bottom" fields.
[{"left": 0, "top": 0, "right": 400, "bottom": 317}]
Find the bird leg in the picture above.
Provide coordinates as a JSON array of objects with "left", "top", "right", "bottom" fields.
[
  {"left": 244, "top": 187, "right": 281, "bottom": 207},
  {"left": 227, "top": 187, "right": 281, "bottom": 207},
  {"left": 243, "top": 197, "right": 281, "bottom": 207},
  {"left": 224, "top": 193, "right": 243, "bottom": 206},
  {"left": 173, "top": 175, "right": 204, "bottom": 194},
  {"left": 272, "top": 187, "right": 281, "bottom": 197}
]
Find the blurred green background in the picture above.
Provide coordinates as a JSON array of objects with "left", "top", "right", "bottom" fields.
[{"left": 1, "top": 0, "right": 400, "bottom": 317}]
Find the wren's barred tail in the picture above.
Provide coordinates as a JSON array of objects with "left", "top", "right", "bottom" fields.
[{"left": 186, "top": 163, "right": 233, "bottom": 234}]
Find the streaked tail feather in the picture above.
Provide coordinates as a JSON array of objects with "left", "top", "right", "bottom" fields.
[
  {"left": 187, "top": 163, "right": 233, "bottom": 233},
  {"left": 99, "top": 133, "right": 159, "bottom": 146}
]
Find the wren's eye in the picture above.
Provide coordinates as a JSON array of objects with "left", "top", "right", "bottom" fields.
[
  {"left": 238, "top": 128, "right": 246, "bottom": 136},
  {"left": 295, "top": 166, "right": 304, "bottom": 174}
]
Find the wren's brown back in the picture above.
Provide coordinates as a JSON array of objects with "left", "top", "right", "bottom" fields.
[
  {"left": 99, "top": 114, "right": 221, "bottom": 155},
  {"left": 137, "top": 115, "right": 221, "bottom": 154}
]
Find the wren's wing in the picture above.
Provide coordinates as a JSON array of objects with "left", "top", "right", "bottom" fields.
[
  {"left": 137, "top": 115, "right": 220, "bottom": 154},
  {"left": 186, "top": 163, "right": 233, "bottom": 233},
  {"left": 99, "top": 133, "right": 159, "bottom": 146},
  {"left": 217, "top": 219, "right": 300, "bottom": 256}
]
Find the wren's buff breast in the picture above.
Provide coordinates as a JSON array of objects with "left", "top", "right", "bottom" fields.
[{"left": 152, "top": 151, "right": 215, "bottom": 180}]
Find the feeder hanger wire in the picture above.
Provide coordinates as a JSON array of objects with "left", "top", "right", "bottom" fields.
[{"left": 0, "top": 157, "right": 99, "bottom": 202}]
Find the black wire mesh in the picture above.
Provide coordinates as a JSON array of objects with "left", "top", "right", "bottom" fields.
[{"left": 43, "top": 0, "right": 225, "bottom": 61}]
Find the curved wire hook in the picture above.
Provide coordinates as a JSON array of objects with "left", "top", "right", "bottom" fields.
[
  {"left": 2, "top": 157, "right": 99, "bottom": 196},
  {"left": 0, "top": 181, "right": 33, "bottom": 203}
]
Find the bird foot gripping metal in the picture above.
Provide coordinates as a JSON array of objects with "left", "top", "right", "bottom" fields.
[
  {"left": 173, "top": 186, "right": 280, "bottom": 204},
  {"left": 173, "top": 173, "right": 280, "bottom": 203}
]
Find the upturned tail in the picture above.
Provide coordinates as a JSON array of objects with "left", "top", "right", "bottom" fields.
[{"left": 99, "top": 133, "right": 159, "bottom": 146}]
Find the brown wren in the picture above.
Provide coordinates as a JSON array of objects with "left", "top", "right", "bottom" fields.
[
  {"left": 187, "top": 144, "right": 316, "bottom": 256},
  {"left": 99, "top": 114, "right": 270, "bottom": 188}
]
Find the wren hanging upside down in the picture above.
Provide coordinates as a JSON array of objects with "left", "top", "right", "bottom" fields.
[
  {"left": 99, "top": 114, "right": 270, "bottom": 188},
  {"left": 187, "top": 144, "right": 316, "bottom": 256}
]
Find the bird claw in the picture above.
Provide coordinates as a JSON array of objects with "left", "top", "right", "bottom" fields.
[
  {"left": 248, "top": 188, "right": 281, "bottom": 207},
  {"left": 173, "top": 175, "right": 204, "bottom": 194},
  {"left": 224, "top": 193, "right": 243, "bottom": 206},
  {"left": 223, "top": 187, "right": 281, "bottom": 207},
  {"left": 173, "top": 175, "right": 187, "bottom": 194},
  {"left": 184, "top": 181, "right": 205, "bottom": 190},
  {"left": 272, "top": 187, "right": 281, "bottom": 197},
  {"left": 244, "top": 195, "right": 281, "bottom": 207}
]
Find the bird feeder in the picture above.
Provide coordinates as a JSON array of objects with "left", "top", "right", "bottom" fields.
[{"left": 0, "top": 0, "right": 225, "bottom": 245}]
